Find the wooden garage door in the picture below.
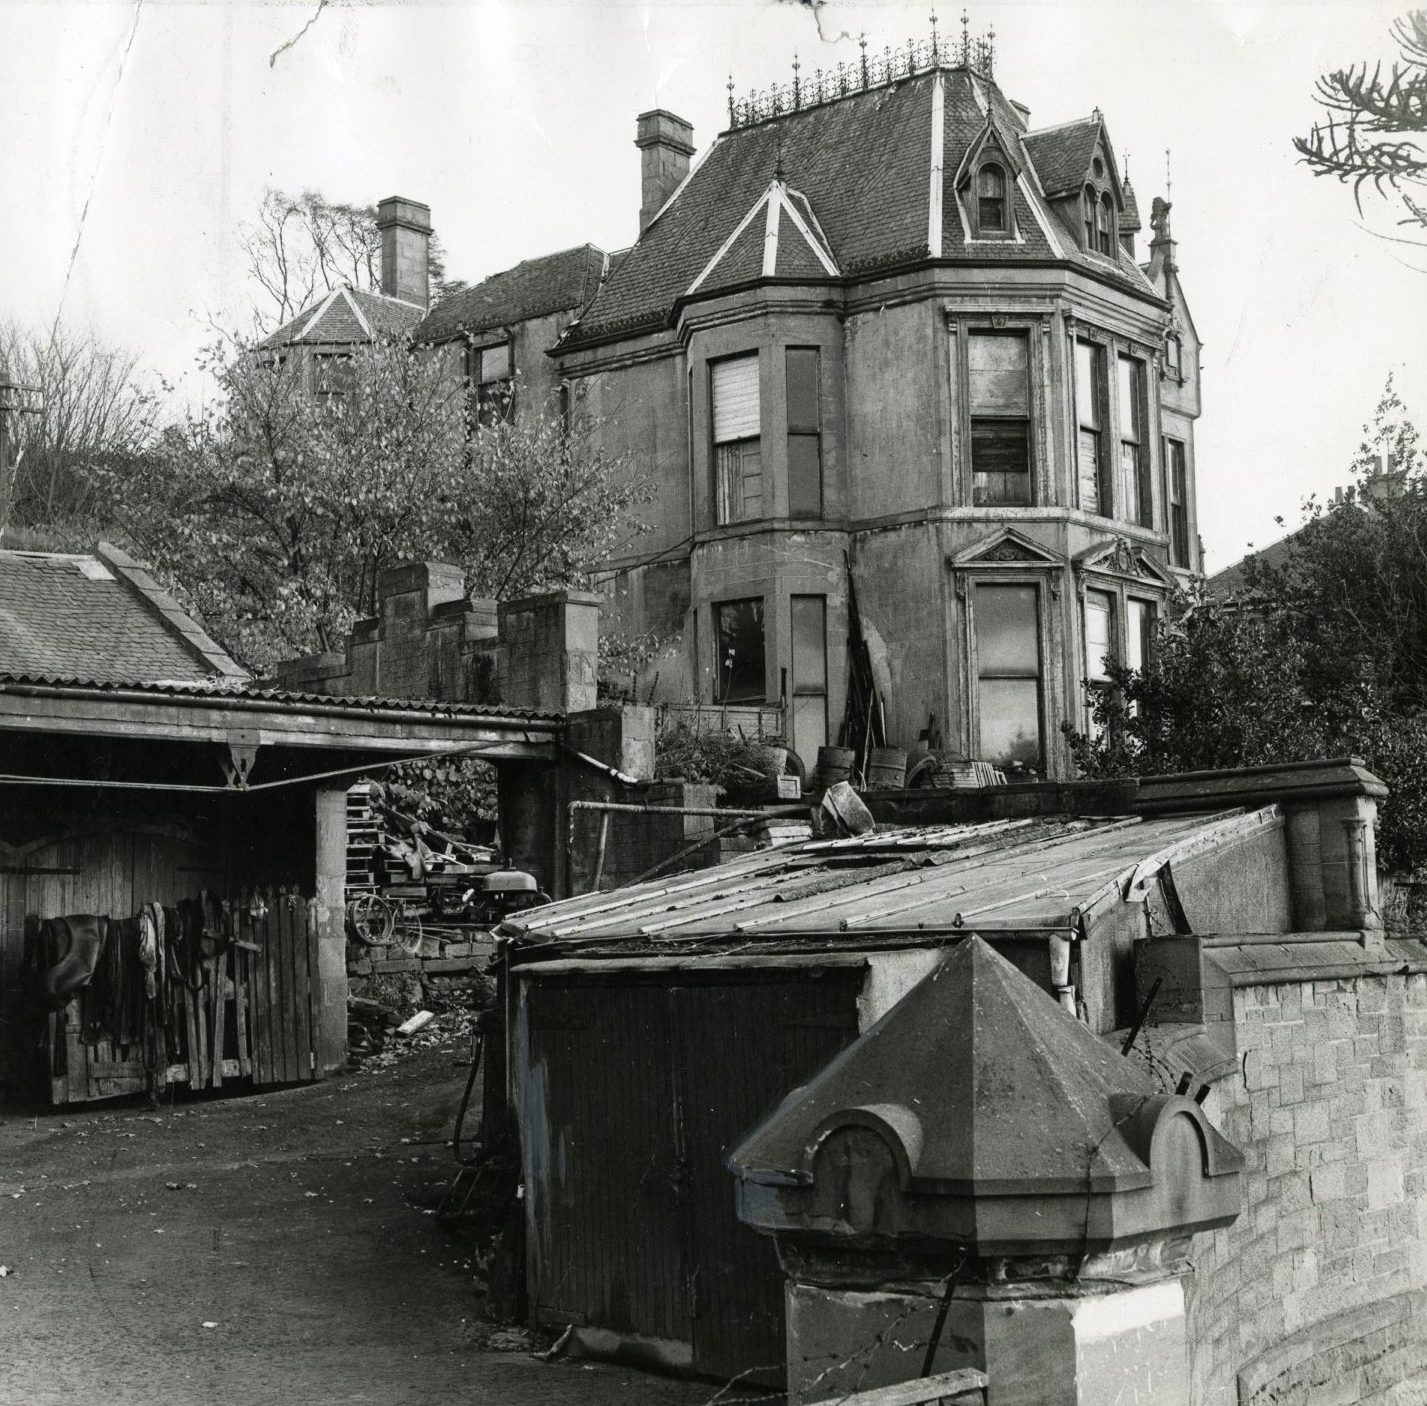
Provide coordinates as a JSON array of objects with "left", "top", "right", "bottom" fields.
[{"left": 522, "top": 968, "right": 863, "bottom": 1387}]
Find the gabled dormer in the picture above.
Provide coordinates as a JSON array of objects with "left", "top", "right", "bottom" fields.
[
  {"left": 1021, "top": 113, "right": 1129, "bottom": 263},
  {"left": 953, "top": 118, "right": 1024, "bottom": 242}
]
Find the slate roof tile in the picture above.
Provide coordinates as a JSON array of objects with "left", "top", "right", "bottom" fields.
[
  {"left": 415, "top": 246, "right": 608, "bottom": 344},
  {"left": 565, "top": 69, "right": 1162, "bottom": 347},
  {"left": 260, "top": 286, "right": 424, "bottom": 350},
  {"left": 0, "top": 551, "right": 245, "bottom": 685}
]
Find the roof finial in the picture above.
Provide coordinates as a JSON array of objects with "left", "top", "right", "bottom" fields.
[
  {"left": 1165, "top": 147, "right": 1173, "bottom": 201},
  {"left": 859, "top": 32, "right": 869, "bottom": 89},
  {"left": 727, "top": 73, "right": 735, "bottom": 124},
  {"left": 985, "top": 24, "right": 995, "bottom": 75},
  {"left": 960, "top": 9, "right": 970, "bottom": 66},
  {"left": 775, "top": 130, "right": 785, "bottom": 183},
  {"left": 792, "top": 51, "right": 801, "bottom": 109},
  {"left": 930, "top": 8, "right": 939, "bottom": 60}
]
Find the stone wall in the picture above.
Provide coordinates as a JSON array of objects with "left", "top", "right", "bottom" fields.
[{"left": 1186, "top": 973, "right": 1427, "bottom": 1405}]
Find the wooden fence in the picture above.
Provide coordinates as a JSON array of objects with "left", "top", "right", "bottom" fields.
[{"left": 34, "top": 890, "right": 322, "bottom": 1105}]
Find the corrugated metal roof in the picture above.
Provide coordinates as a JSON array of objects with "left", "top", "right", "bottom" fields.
[
  {"left": 0, "top": 671, "right": 564, "bottom": 722},
  {"left": 504, "top": 810, "right": 1245, "bottom": 954}
]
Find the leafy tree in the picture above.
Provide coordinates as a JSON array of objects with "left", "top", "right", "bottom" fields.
[
  {"left": 1295, "top": 10, "right": 1427, "bottom": 235},
  {"left": 1068, "top": 378, "right": 1427, "bottom": 871},
  {"left": 239, "top": 188, "right": 465, "bottom": 334},
  {"left": 97, "top": 336, "right": 651, "bottom": 671},
  {"left": 0, "top": 321, "right": 156, "bottom": 541}
]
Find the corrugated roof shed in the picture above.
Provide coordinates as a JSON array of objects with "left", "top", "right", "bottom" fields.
[
  {"left": 504, "top": 810, "right": 1247, "bottom": 953},
  {"left": 0, "top": 547, "right": 246, "bottom": 686}
]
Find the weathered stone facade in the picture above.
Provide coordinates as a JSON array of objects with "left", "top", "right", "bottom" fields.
[{"left": 1188, "top": 973, "right": 1427, "bottom": 1405}]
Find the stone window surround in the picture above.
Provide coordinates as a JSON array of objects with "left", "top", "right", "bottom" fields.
[
  {"left": 1074, "top": 569, "right": 1163, "bottom": 732},
  {"left": 1066, "top": 315, "right": 1163, "bottom": 533},
  {"left": 946, "top": 311, "right": 1053, "bottom": 510},
  {"left": 955, "top": 564, "right": 1059, "bottom": 777}
]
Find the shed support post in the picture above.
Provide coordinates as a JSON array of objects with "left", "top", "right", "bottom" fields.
[{"left": 314, "top": 783, "right": 349, "bottom": 1076}]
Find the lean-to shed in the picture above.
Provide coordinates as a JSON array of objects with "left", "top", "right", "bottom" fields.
[{"left": 498, "top": 796, "right": 1309, "bottom": 1386}]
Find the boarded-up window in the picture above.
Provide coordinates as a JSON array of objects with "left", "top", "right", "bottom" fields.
[
  {"left": 1117, "top": 355, "right": 1150, "bottom": 527},
  {"left": 715, "top": 598, "right": 766, "bottom": 703},
  {"left": 1075, "top": 340, "right": 1109, "bottom": 515},
  {"left": 712, "top": 355, "right": 762, "bottom": 524},
  {"left": 975, "top": 583, "right": 1042, "bottom": 774},
  {"left": 969, "top": 332, "right": 1031, "bottom": 506},
  {"left": 786, "top": 348, "right": 823, "bottom": 518},
  {"left": 791, "top": 595, "right": 828, "bottom": 760}
]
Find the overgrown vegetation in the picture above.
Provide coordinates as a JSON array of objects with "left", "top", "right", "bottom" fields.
[
  {"left": 1068, "top": 377, "right": 1427, "bottom": 871},
  {"left": 653, "top": 719, "right": 781, "bottom": 789},
  {"left": 93, "top": 336, "right": 650, "bottom": 671}
]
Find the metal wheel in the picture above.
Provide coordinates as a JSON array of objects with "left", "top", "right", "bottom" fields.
[{"left": 347, "top": 892, "right": 395, "bottom": 946}]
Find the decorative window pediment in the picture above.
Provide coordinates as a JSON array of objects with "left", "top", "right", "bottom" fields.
[
  {"left": 951, "top": 527, "right": 1062, "bottom": 570},
  {"left": 1074, "top": 537, "right": 1175, "bottom": 588}
]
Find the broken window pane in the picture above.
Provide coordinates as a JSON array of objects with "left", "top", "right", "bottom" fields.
[{"left": 715, "top": 598, "right": 766, "bottom": 703}]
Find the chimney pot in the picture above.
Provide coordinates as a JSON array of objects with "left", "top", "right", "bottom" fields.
[
  {"left": 635, "top": 110, "right": 695, "bottom": 234},
  {"left": 376, "top": 195, "right": 433, "bottom": 309}
]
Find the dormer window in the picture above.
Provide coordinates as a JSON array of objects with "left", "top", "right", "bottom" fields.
[{"left": 977, "top": 164, "right": 1007, "bottom": 233}]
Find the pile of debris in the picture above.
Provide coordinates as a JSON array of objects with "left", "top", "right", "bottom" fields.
[{"left": 346, "top": 974, "right": 488, "bottom": 1069}]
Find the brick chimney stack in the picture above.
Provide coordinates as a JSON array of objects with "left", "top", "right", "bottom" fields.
[
  {"left": 635, "top": 111, "right": 695, "bottom": 233},
  {"left": 376, "top": 196, "right": 432, "bottom": 309}
]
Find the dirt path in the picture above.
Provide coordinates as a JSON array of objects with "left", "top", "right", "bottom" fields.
[{"left": 0, "top": 1040, "right": 723, "bottom": 1406}]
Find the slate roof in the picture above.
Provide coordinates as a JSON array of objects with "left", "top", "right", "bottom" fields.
[
  {"left": 414, "top": 245, "right": 609, "bottom": 345},
  {"left": 562, "top": 67, "right": 1158, "bottom": 348},
  {"left": 259, "top": 286, "right": 426, "bottom": 350},
  {"left": 0, "top": 547, "right": 247, "bottom": 686},
  {"left": 1021, "top": 116, "right": 1103, "bottom": 198}
]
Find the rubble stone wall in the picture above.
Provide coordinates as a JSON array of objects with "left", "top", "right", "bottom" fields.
[{"left": 1186, "top": 974, "right": 1427, "bottom": 1405}]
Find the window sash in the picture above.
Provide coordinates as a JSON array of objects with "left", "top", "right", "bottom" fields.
[
  {"left": 715, "top": 439, "right": 763, "bottom": 524},
  {"left": 791, "top": 594, "right": 828, "bottom": 761},
  {"left": 972, "top": 420, "right": 1032, "bottom": 505},
  {"left": 478, "top": 343, "right": 511, "bottom": 384},
  {"left": 969, "top": 333, "right": 1029, "bottom": 415},
  {"left": 1167, "top": 439, "right": 1190, "bottom": 567},
  {"left": 1084, "top": 591, "right": 1115, "bottom": 685},
  {"left": 1117, "top": 356, "right": 1150, "bottom": 527},
  {"left": 974, "top": 584, "right": 1042, "bottom": 774}
]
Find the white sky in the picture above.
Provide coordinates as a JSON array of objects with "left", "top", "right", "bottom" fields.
[{"left": 2, "top": 0, "right": 1424, "bottom": 572}]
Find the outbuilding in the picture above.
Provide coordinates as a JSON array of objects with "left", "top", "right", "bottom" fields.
[{"left": 0, "top": 544, "right": 560, "bottom": 1103}]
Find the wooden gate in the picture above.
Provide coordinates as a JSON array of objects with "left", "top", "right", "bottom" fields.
[
  {"left": 521, "top": 967, "right": 863, "bottom": 1387},
  {"left": 29, "top": 889, "right": 323, "bottom": 1105}
]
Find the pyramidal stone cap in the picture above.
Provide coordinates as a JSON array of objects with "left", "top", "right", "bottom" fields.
[{"left": 728, "top": 935, "right": 1243, "bottom": 1260}]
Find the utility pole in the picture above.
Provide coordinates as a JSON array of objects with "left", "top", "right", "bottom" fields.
[{"left": 0, "top": 367, "right": 42, "bottom": 541}]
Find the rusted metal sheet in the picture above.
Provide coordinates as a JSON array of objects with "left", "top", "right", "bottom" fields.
[{"left": 519, "top": 967, "right": 863, "bottom": 1385}]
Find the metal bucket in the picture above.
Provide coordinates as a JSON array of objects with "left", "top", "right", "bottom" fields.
[
  {"left": 866, "top": 746, "right": 908, "bottom": 789},
  {"left": 814, "top": 745, "right": 856, "bottom": 789}
]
